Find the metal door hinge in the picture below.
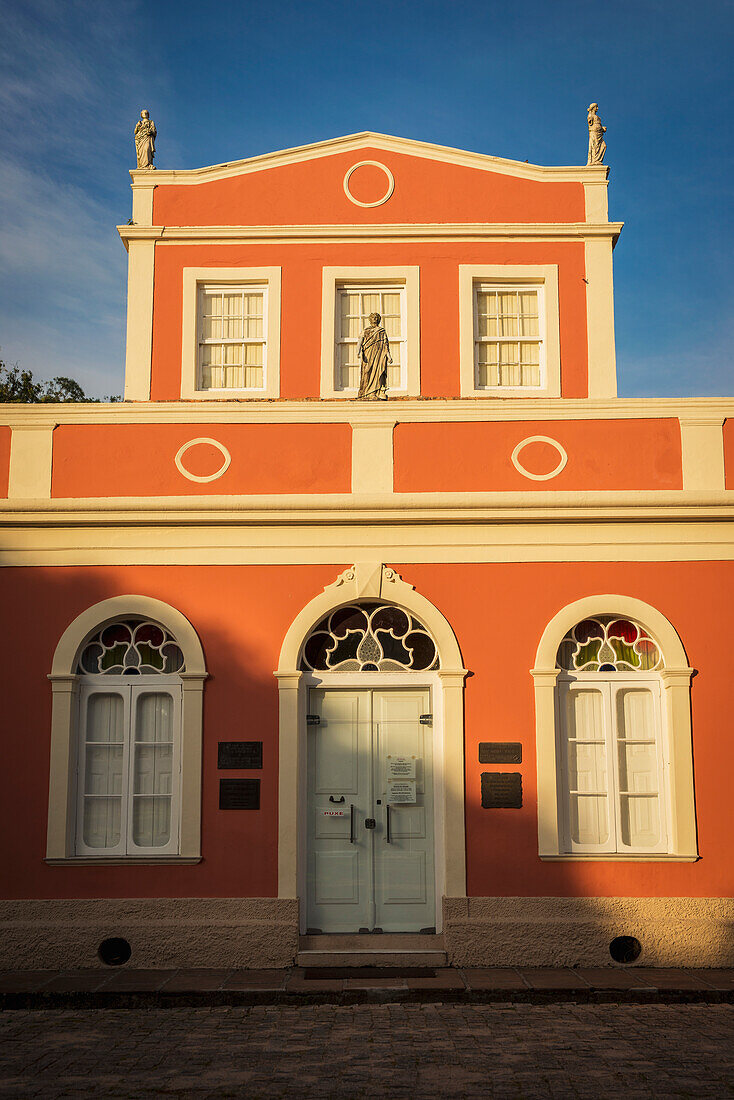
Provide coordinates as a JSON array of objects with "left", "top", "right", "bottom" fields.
[
  {"left": 306, "top": 714, "right": 320, "bottom": 726},
  {"left": 419, "top": 714, "right": 433, "bottom": 725}
]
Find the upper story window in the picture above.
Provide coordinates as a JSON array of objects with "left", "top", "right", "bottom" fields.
[
  {"left": 181, "top": 267, "right": 281, "bottom": 400},
  {"left": 198, "top": 286, "right": 267, "bottom": 392},
  {"left": 459, "top": 265, "right": 560, "bottom": 398},
  {"left": 320, "top": 267, "right": 420, "bottom": 399},
  {"left": 336, "top": 287, "right": 406, "bottom": 394}
]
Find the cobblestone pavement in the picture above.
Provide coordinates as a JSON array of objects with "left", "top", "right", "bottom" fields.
[{"left": 1, "top": 1003, "right": 733, "bottom": 1098}]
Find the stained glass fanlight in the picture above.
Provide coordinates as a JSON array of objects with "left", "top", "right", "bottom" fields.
[
  {"left": 300, "top": 602, "right": 439, "bottom": 672},
  {"left": 556, "top": 616, "right": 663, "bottom": 673},
  {"left": 77, "top": 620, "right": 185, "bottom": 675}
]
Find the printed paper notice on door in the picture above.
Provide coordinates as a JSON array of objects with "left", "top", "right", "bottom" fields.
[
  {"left": 386, "top": 755, "right": 417, "bottom": 779},
  {"left": 387, "top": 780, "right": 417, "bottom": 804}
]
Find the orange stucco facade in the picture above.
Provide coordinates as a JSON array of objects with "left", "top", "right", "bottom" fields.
[{"left": 1, "top": 133, "right": 731, "bottom": 969}]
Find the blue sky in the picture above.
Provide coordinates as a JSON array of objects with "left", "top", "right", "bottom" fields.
[{"left": 0, "top": 0, "right": 732, "bottom": 399}]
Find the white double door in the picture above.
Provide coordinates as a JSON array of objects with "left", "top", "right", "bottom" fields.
[{"left": 305, "top": 687, "right": 435, "bottom": 933}]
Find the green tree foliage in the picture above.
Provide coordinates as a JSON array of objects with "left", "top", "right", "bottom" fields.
[{"left": 0, "top": 359, "right": 121, "bottom": 403}]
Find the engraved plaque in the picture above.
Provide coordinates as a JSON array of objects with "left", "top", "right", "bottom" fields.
[
  {"left": 479, "top": 742, "right": 522, "bottom": 765},
  {"left": 481, "top": 772, "right": 522, "bottom": 809},
  {"left": 218, "top": 741, "right": 263, "bottom": 770},
  {"left": 219, "top": 778, "right": 260, "bottom": 810}
]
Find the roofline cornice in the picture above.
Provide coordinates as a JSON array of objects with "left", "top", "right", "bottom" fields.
[{"left": 129, "top": 131, "right": 609, "bottom": 187}]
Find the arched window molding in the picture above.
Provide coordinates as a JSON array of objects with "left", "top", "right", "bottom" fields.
[
  {"left": 275, "top": 564, "right": 468, "bottom": 904},
  {"left": 46, "top": 595, "right": 206, "bottom": 863},
  {"left": 532, "top": 595, "right": 697, "bottom": 860}
]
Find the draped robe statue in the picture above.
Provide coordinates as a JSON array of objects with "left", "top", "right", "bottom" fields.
[
  {"left": 586, "top": 103, "right": 607, "bottom": 166},
  {"left": 356, "top": 312, "right": 392, "bottom": 400},
  {"left": 135, "top": 110, "right": 157, "bottom": 170}
]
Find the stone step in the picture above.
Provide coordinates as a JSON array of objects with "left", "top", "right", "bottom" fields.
[{"left": 297, "top": 949, "right": 448, "bottom": 968}]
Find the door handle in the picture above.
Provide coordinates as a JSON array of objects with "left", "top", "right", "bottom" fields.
[
  {"left": 350, "top": 803, "right": 354, "bottom": 844},
  {"left": 386, "top": 803, "right": 392, "bottom": 844}
]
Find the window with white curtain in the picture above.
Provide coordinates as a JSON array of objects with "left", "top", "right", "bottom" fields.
[
  {"left": 198, "top": 285, "right": 267, "bottom": 392},
  {"left": 74, "top": 619, "right": 183, "bottom": 857},
  {"left": 473, "top": 284, "right": 544, "bottom": 389},
  {"left": 335, "top": 285, "right": 406, "bottom": 392},
  {"left": 556, "top": 616, "right": 668, "bottom": 855}
]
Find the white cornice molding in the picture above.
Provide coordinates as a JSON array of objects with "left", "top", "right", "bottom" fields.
[
  {"left": 1, "top": 396, "right": 733, "bottom": 428},
  {"left": 128, "top": 131, "right": 609, "bottom": 187},
  {"left": 117, "top": 222, "right": 623, "bottom": 248}
]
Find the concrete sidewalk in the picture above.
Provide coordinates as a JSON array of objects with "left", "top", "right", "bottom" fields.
[{"left": 1, "top": 966, "right": 732, "bottom": 1008}]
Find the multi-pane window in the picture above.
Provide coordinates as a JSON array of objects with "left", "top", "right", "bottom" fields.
[
  {"left": 474, "top": 285, "right": 543, "bottom": 389},
  {"left": 556, "top": 617, "right": 667, "bottom": 855},
  {"left": 198, "top": 286, "right": 267, "bottom": 391},
  {"left": 75, "top": 619, "right": 183, "bottom": 857},
  {"left": 336, "top": 286, "right": 406, "bottom": 392}
]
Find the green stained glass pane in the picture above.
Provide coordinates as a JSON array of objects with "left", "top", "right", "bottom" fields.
[
  {"left": 575, "top": 639, "right": 602, "bottom": 668},
  {"left": 101, "top": 644, "right": 127, "bottom": 670},
  {"left": 610, "top": 638, "right": 640, "bottom": 668}
]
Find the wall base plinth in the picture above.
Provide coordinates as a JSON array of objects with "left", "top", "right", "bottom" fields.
[
  {"left": 443, "top": 897, "right": 734, "bottom": 968},
  {"left": 0, "top": 899, "right": 299, "bottom": 970}
]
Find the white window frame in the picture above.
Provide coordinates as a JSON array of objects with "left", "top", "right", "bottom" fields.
[
  {"left": 557, "top": 675, "right": 668, "bottom": 856},
  {"left": 75, "top": 678, "right": 182, "bottom": 858},
  {"left": 459, "top": 265, "right": 560, "bottom": 398},
  {"left": 532, "top": 595, "right": 698, "bottom": 862},
  {"left": 181, "top": 267, "right": 281, "bottom": 399},
  {"left": 320, "top": 267, "right": 420, "bottom": 399}
]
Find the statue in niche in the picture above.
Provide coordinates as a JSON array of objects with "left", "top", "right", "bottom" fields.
[
  {"left": 357, "top": 312, "right": 392, "bottom": 400},
  {"left": 134, "top": 109, "right": 157, "bottom": 169},
  {"left": 586, "top": 103, "right": 607, "bottom": 165}
]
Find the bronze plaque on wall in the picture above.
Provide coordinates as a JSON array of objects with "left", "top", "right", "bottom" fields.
[
  {"left": 479, "top": 742, "right": 522, "bottom": 764},
  {"left": 481, "top": 772, "right": 522, "bottom": 809},
  {"left": 219, "top": 778, "right": 260, "bottom": 810},
  {"left": 218, "top": 741, "right": 263, "bottom": 770}
]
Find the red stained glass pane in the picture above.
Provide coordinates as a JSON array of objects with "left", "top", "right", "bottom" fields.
[
  {"left": 100, "top": 623, "right": 132, "bottom": 648},
  {"left": 371, "top": 606, "right": 409, "bottom": 636},
  {"left": 608, "top": 619, "right": 638, "bottom": 643},
  {"left": 574, "top": 619, "right": 604, "bottom": 644},
  {"left": 134, "top": 623, "right": 165, "bottom": 647},
  {"left": 330, "top": 606, "right": 369, "bottom": 638}
]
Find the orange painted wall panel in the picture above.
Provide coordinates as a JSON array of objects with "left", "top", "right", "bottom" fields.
[
  {"left": 0, "top": 427, "right": 10, "bottom": 496},
  {"left": 51, "top": 424, "right": 351, "bottom": 497},
  {"left": 152, "top": 148, "right": 585, "bottom": 227},
  {"left": 0, "top": 561, "right": 731, "bottom": 901},
  {"left": 394, "top": 419, "right": 683, "bottom": 491},
  {"left": 723, "top": 418, "right": 734, "bottom": 488},
  {"left": 150, "top": 241, "right": 588, "bottom": 400}
]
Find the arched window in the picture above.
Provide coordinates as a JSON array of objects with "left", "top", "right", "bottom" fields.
[
  {"left": 532, "top": 596, "right": 697, "bottom": 861},
  {"left": 47, "top": 596, "right": 206, "bottom": 864},
  {"left": 300, "top": 602, "right": 439, "bottom": 672},
  {"left": 556, "top": 616, "right": 667, "bottom": 855},
  {"left": 75, "top": 619, "right": 184, "bottom": 857}
]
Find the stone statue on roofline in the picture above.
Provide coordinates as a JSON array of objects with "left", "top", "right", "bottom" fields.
[
  {"left": 357, "top": 312, "right": 392, "bottom": 400},
  {"left": 586, "top": 103, "right": 607, "bottom": 165},
  {"left": 134, "top": 109, "right": 157, "bottom": 170}
]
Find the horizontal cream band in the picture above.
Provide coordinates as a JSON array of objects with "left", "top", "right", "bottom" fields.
[
  {"left": 1, "top": 520, "right": 733, "bottom": 565},
  {"left": 1, "top": 397, "right": 733, "bottom": 428},
  {"left": 117, "top": 222, "right": 623, "bottom": 247}
]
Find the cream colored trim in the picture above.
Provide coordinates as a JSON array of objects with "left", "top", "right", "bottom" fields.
[
  {"left": 3, "top": 396, "right": 732, "bottom": 427},
  {"left": 175, "top": 437, "right": 232, "bottom": 483},
  {"left": 181, "top": 267, "right": 281, "bottom": 400},
  {"left": 46, "top": 857, "right": 202, "bottom": 866},
  {"left": 532, "top": 594, "right": 696, "bottom": 860},
  {"left": 7, "top": 425, "right": 54, "bottom": 498},
  {"left": 584, "top": 238, "right": 617, "bottom": 399},
  {"left": 275, "top": 565, "right": 467, "bottom": 904},
  {"left": 511, "top": 436, "right": 568, "bottom": 481},
  {"left": 130, "top": 182, "right": 155, "bottom": 227},
  {"left": 118, "top": 222, "right": 623, "bottom": 246},
  {"left": 46, "top": 595, "right": 207, "bottom": 861},
  {"left": 540, "top": 855, "right": 698, "bottom": 862},
  {"left": 320, "top": 267, "right": 420, "bottom": 398},
  {"left": 343, "top": 161, "right": 395, "bottom": 207},
  {"left": 680, "top": 417, "right": 726, "bottom": 491},
  {"left": 583, "top": 180, "right": 609, "bottom": 223},
  {"left": 459, "top": 265, "right": 560, "bottom": 398},
  {"left": 129, "top": 131, "right": 611, "bottom": 186},
  {"left": 124, "top": 239, "right": 155, "bottom": 400},
  {"left": 352, "top": 421, "right": 395, "bottom": 494}
]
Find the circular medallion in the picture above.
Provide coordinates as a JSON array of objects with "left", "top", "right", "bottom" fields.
[
  {"left": 511, "top": 436, "right": 568, "bottom": 481},
  {"left": 343, "top": 161, "right": 395, "bottom": 208},
  {"left": 174, "top": 437, "right": 232, "bottom": 483}
]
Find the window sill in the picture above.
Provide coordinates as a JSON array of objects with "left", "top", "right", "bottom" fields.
[
  {"left": 45, "top": 856, "right": 202, "bottom": 866},
  {"left": 539, "top": 854, "right": 699, "bottom": 862}
]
